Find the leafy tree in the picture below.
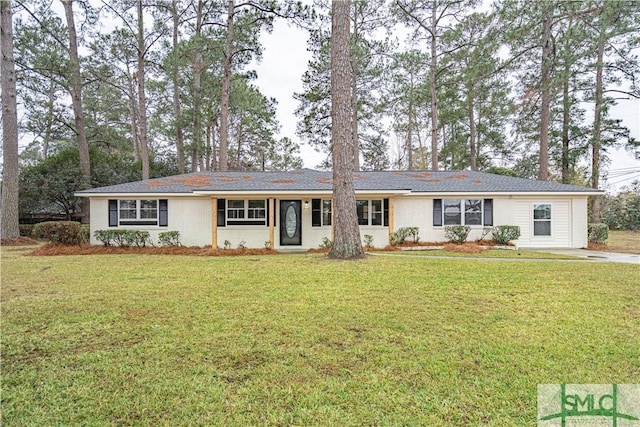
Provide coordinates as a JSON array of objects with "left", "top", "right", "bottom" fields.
[{"left": 395, "top": 0, "right": 478, "bottom": 171}]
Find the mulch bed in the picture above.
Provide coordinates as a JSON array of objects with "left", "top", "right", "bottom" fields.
[{"left": 28, "top": 244, "right": 277, "bottom": 257}]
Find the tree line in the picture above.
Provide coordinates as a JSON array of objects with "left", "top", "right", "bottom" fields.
[{"left": 2, "top": 0, "right": 639, "bottom": 239}]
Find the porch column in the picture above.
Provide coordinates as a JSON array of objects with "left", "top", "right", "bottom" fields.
[
  {"left": 211, "top": 197, "right": 218, "bottom": 249},
  {"left": 388, "top": 197, "right": 395, "bottom": 243},
  {"left": 268, "top": 197, "right": 275, "bottom": 249}
]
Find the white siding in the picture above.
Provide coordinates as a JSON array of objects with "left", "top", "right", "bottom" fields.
[
  {"left": 514, "top": 199, "right": 569, "bottom": 248},
  {"left": 88, "top": 197, "right": 211, "bottom": 247},
  {"left": 89, "top": 193, "right": 590, "bottom": 249}
]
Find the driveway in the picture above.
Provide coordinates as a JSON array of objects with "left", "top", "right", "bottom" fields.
[{"left": 525, "top": 248, "right": 640, "bottom": 265}]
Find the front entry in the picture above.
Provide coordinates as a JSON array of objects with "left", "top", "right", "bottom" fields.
[{"left": 280, "top": 200, "right": 302, "bottom": 246}]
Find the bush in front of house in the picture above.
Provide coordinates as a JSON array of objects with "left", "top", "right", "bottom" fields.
[
  {"left": 444, "top": 225, "right": 471, "bottom": 244},
  {"left": 32, "top": 221, "right": 85, "bottom": 245},
  {"left": 19, "top": 224, "right": 35, "bottom": 237},
  {"left": 390, "top": 227, "right": 420, "bottom": 246},
  {"left": 491, "top": 225, "right": 521, "bottom": 245},
  {"left": 588, "top": 223, "right": 609, "bottom": 244},
  {"left": 93, "top": 229, "right": 151, "bottom": 247},
  {"left": 158, "top": 231, "right": 181, "bottom": 246}
]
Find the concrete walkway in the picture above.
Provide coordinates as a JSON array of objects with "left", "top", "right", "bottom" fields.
[{"left": 524, "top": 248, "right": 639, "bottom": 265}]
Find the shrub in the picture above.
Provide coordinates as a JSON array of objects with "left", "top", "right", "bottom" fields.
[
  {"left": 319, "top": 237, "right": 332, "bottom": 249},
  {"left": 491, "top": 225, "right": 521, "bottom": 245},
  {"left": 158, "top": 231, "right": 181, "bottom": 246},
  {"left": 444, "top": 225, "right": 471, "bottom": 244},
  {"left": 223, "top": 240, "right": 232, "bottom": 250},
  {"left": 94, "top": 230, "right": 113, "bottom": 246},
  {"left": 32, "top": 221, "right": 85, "bottom": 245},
  {"left": 93, "top": 229, "right": 151, "bottom": 247},
  {"left": 363, "top": 234, "right": 374, "bottom": 248},
  {"left": 390, "top": 227, "right": 419, "bottom": 246},
  {"left": 588, "top": 223, "right": 609, "bottom": 244},
  {"left": 19, "top": 224, "right": 35, "bottom": 237}
]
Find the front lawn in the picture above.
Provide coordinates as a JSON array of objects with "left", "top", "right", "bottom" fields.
[{"left": 2, "top": 247, "right": 638, "bottom": 426}]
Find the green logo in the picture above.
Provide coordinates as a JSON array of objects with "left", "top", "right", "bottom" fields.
[{"left": 538, "top": 384, "right": 640, "bottom": 426}]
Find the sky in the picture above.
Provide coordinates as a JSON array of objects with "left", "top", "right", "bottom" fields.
[{"left": 251, "top": 19, "right": 640, "bottom": 193}]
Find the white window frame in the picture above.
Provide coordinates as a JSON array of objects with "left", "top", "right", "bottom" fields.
[
  {"left": 532, "top": 203, "right": 552, "bottom": 237},
  {"left": 226, "top": 199, "right": 267, "bottom": 224},
  {"left": 442, "top": 199, "right": 484, "bottom": 226},
  {"left": 118, "top": 199, "right": 159, "bottom": 223},
  {"left": 322, "top": 199, "right": 332, "bottom": 226},
  {"left": 356, "top": 199, "right": 384, "bottom": 226}
]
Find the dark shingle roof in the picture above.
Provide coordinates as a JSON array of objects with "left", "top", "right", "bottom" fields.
[{"left": 76, "top": 169, "right": 600, "bottom": 195}]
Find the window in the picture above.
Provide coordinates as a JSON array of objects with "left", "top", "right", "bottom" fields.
[
  {"left": 227, "top": 200, "right": 245, "bottom": 219},
  {"left": 248, "top": 200, "right": 266, "bottom": 219},
  {"left": 533, "top": 204, "right": 551, "bottom": 236},
  {"left": 322, "top": 200, "right": 332, "bottom": 226},
  {"left": 356, "top": 200, "right": 369, "bottom": 225},
  {"left": 226, "top": 199, "right": 267, "bottom": 225},
  {"left": 119, "top": 200, "right": 157, "bottom": 222},
  {"left": 443, "top": 199, "right": 462, "bottom": 225},
  {"left": 465, "top": 199, "right": 482, "bottom": 225},
  {"left": 356, "top": 199, "right": 385, "bottom": 226},
  {"left": 312, "top": 199, "right": 332, "bottom": 226},
  {"left": 110, "top": 199, "right": 166, "bottom": 227},
  {"left": 434, "top": 199, "right": 493, "bottom": 227}
]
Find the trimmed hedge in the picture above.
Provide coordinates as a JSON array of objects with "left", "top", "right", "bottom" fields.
[
  {"left": 94, "top": 229, "right": 151, "bottom": 247},
  {"left": 158, "top": 231, "right": 181, "bottom": 246},
  {"left": 588, "top": 223, "right": 609, "bottom": 244},
  {"left": 390, "top": 227, "right": 420, "bottom": 246},
  {"left": 32, "top": 221, "right": 86, "bottom": 245},
  {"left": 444, "top": 225, "right": 471, "bottom": 244},
  {"left": 491, "top": 225, "right": 521, "bottom": 245}
]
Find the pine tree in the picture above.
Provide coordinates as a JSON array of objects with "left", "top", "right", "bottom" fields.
[
  {"left": 329, "top": 0, "right": 365, "bottom": 260},
  {"left": 1, "top": 0, "right": 20, "bottom": 239}
]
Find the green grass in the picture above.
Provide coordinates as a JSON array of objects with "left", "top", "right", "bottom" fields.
[
  {"left": 2, "top": 246, "right": 639, "bottom": 426},
  {"left": 606, "top": 230, "right": 640, "bottom": 254},
  {"left": 387, "top": 248, "right": 579, "bottom": 259}
]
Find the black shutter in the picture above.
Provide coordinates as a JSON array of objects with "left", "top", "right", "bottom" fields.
[
  {"left": 483, "top": 199, "right": 493, "bottom": 226},
  {"left": 312, "top": 199, "right": 321, "bottom": 226},
  {"left": 159, "top": 199, "right": 168, "bottom": 226},
  {"left": 217, "top": 198, "right": 226, "bottom": 227},
  {"left": 433, "top": 199, "right": 442, "bottom": 227},
  {"left": 383, "top": 198, "right": 389, "bottom": 227},
  {"left": 108, "top": 200, "right": 118, "bottom": 227},
  {"left": 266, "top": 199, "right": 270, "bottom": 226}
]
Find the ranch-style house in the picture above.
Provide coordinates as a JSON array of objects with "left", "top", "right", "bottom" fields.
[{"left": 76, "top": 169, "right": 602, "bottom": 250}]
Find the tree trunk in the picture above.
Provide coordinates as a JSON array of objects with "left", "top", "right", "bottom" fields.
[
  {"left": 127, "top": 68, "right": 140, "bottom": 162},
  {"left": 328, "top": 0, "right": 364, "bottom": 260},
  {"left": 137, "top": 0, "right": 150, "bottom": 180},
  {"left": 429, "top": 6, "right": 439, "bottom": 171},
  {"left": 350, "top": 11, "right": 360, "bottom": 171},
  {"left": 62, "top": 0, "right": 90, "bottom": 223},
  {"left": 172, "top": 0, "right": 185, "bottom": 174},
  {"left": 219, "top": 0, "right": 234, "bottom": 171},
  {"left": 591, "top": 12, "right": 605, "bottom": 223},
  {"left": 192, "top": 0, "right": 204, "bottom": 173},
  {"left": 538, "top": 4, "right": 554, "bottom": 181},
  {"left": 43, "top": 80, "right": 56, "bottom": 159},
  {"left": 407, "top": 101, "right": 414, "bottom": 171},
  {"left": 467, "top": 84, "right": 477, "bottom": 171},
  {"left": 561, "top": 63, "right": 570, "bottom": 184},
  {"left": 1, "top": 0, "right": 20, "bottom": 239}
]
